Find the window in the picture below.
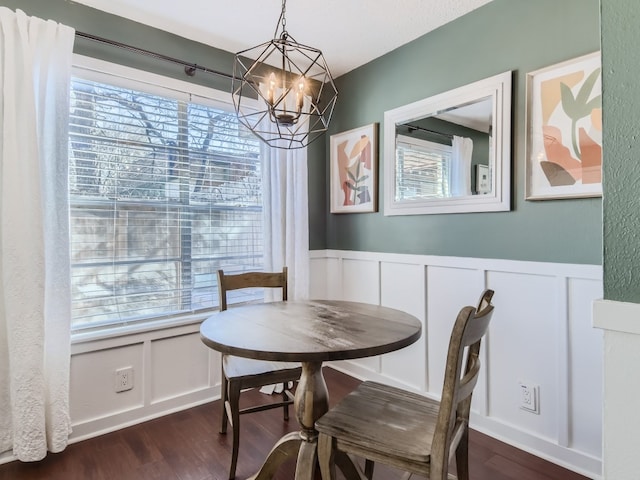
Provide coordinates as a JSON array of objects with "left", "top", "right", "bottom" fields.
[
  {"left": 394, "top": 135, "right": 452, "bottom": 201},
  {"left": 69, "top": 64, "right": 263, "bottom": 331}
]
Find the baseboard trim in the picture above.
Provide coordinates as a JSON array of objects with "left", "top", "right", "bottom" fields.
[
  {"left": 470, "top": 415, "right": 602, "bottom": 480},
  {"left": 69, "top": 387, "right": 219, "bottom": 444}
]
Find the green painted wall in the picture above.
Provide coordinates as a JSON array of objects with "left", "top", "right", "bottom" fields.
[
  {"left": 601, "top": 0, "right": 640, "bottom": 302},
  {"left": 320, "top": 0, "right": 603, "bottom": 264},
  {"left": 4, "top": 0, "right": 604, "bottom": 266}
]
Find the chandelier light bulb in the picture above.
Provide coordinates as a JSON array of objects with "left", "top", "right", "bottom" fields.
[
  {"left": 268, "top": 72, "right": 276, "bottom": 106},
  {"left": 296, "top": 77, "right": 305, "bottom": 111}
]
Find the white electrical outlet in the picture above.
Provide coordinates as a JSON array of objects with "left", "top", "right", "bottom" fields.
[
  {"left": 519, "top": 381, "right": 539, "bottom": 414},
  {"left": 115, "top": 367, "right": 134, "bottom": 393}
]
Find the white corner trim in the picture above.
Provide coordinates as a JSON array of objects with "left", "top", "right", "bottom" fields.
[{"left": 593, "top": 299, "right": 640, "bottom": 335}]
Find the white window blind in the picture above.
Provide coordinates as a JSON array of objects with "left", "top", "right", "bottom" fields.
[
  {"left": 395, "top": 135, "right": 452, "bottom": 201},
  {"left": 69, "top": 75, "right": 263, "bottom": 330}
]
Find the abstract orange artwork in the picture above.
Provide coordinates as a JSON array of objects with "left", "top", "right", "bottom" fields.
[
  {"left": 330, "top": 123, "right": 378, "bottom": 213},
  {"left": 525, "top": 52, "right": 602, "bottom": 200}
]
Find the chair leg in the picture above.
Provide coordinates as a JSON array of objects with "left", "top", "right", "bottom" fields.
[
  {"left": 220, "top": 367, "right": 229, "bottom": 434},
  {"left": 318, "top": 433, "right": 336, "bottom": 480},
  {"left": 455, "top": 426, "right": 470, "bottom": 480},
  {"left": 282, "top": 383, "right": 290, "bottom": 421},
  {"left": 227, "top": 380, "right": 242, "bottom": 480},
  {"left": 364, "top": 459, "right": 374, "bottom": 479}
]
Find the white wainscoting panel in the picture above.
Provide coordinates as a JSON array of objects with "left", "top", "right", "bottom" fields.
[
  {"left": 70, "top": 343, "right": 145, "bottom": 424},
  {"left": 342, "top": 258, "right": 380, "bottom": 304},
  {"left": 485, "top": 271, "right": 560, "bottom": 441},
  {"left": 379, "top": 261, "right": 426, "bottom": 391},
  {"left": 309, "top": 257, "right": 328, "bottom": 299},
  {"left": 426, "top": 266, "right": 485, "bottom": 397},
  {"left": 310, "top": 250, "right": 603, "bottom": 479},
  {"left": 150, "top": 332, "right": 212, "bottom": 404},
  {"left": 341, "top": 259, "right": 381, "bottom": 372},
  {"left": 68, "top": 322, "right": 219, "bottom": 443},
  {"left": 568, "top": 277, "right": 603, "bottom": 458}
]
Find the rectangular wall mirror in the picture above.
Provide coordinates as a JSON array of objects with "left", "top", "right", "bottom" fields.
[{"left": 383, "top": 71, "right": 512, "bottom": 215}]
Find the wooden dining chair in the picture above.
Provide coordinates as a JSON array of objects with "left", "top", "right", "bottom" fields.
[
  {"left": 316, "top": 289, "right": 495, "bottom": 480},
  {"left": 216, "top": 267, "right": 302, "bottom": 480}
]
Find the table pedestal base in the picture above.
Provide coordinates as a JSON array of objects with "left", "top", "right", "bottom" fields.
[
  {"left": 247, "top": 362, "right": 361, "bottom": 480},
  {"left": 247, "top": 431, "right": 302, "bottom": 480},
  {"left": 247, "top": 431, "right": 362, "bottom": 480}
]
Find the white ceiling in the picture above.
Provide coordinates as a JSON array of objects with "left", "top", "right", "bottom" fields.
[{"left": 70, "top": 0, "right": 493, "bottom": 77}]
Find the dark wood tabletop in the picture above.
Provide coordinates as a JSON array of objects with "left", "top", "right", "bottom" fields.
[{"left": 199, "top": 299, "right": 422, "bottom": 363}]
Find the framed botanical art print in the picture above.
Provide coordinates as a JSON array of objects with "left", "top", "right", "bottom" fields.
[
  {"left": 330, "top": 123, "right": 378, "bottom": 213},
  {"left": 525, "top": 52, "right": 602, "bottom": 200}
]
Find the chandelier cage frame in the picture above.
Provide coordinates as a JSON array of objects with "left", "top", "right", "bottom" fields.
[{"left": 231, "top": 0, "right": 338, "bottom": 149}]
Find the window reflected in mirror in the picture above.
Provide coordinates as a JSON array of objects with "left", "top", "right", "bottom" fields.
[{"left": 395, "top": 135, "right": 452, "bottom": 201}]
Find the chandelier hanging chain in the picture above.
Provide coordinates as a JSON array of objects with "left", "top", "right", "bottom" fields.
[
  {"left": 274, "top": 0, "right": 288, "bottom": 40},
  {"left": 279, "top": 0, "right": 287, "bottom": 71}
]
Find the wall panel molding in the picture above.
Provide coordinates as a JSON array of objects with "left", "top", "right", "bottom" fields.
[
  {"left": 68, "top": 322, "right": 220, "bottom": 446},
  {"left": 311, "top": 249, "right": 603, "bottom": 479}
]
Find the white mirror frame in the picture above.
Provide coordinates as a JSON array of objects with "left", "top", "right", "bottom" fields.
[{"left": 383, "top": 71, "right": 512, "bottom": 215}]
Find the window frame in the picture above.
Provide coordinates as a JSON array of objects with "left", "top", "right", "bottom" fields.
[{"left": 69, "top": 55, "right": 261, "bottom": 341}]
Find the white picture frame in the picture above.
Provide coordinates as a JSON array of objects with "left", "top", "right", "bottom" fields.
[
  {"left": 525, "top": 52, "right": 602, "bottom": 200},
  {"left": 330, "top": 123, "right": 378, "bottom": 213}
]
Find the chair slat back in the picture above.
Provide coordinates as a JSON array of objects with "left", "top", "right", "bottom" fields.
[
  {"left": 476, "top": 289, "right": 494, "bottom": 315},
  {"left": 430, "top": 289, "right": 494, "bottom": 476},
  {"left": 217, "top": 267, "right": 288, "bottom": 311},
  {"left": 461, "top": 306, "right": 493, "bottom": 347},
  {"left": 456, "top": 351, "right": 481, "bottom": 402}
]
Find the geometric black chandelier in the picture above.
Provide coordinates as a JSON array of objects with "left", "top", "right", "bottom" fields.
[{"left": 231, "top": 0, "right": 338, "bottom": 149}]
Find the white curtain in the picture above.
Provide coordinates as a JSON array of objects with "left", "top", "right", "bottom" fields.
[
  {"left": 0, "top": 8, "right": 75, "bottom": 460},
  {"left": 261, "top": 142, "right": 310, "bottom": 301},
  {"left": 450, "top": 135, "right": 473, "bottom": 196}
]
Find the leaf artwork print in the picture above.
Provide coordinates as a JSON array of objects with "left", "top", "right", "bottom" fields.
[
  {"left": 538, "top": 63, "right": 602, "bottom": 187},
  {"left": 337, "top": 135, "right": 372, "bottom": 206},
  {"left": 526, "top": 52, "right": 602, "bottom": 199}
]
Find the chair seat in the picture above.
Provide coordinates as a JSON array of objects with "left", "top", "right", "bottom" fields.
[
  {"left": 223, "top": 354, "right": 300, "bottom": 384},
  {"left": 316, "top": 381, "right": 440, "bottom": 464}
]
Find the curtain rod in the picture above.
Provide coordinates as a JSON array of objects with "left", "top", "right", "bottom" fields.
[
  {"left": 404, "top": 123, "right": 453, "bottom": 139},
  {"left": 75, "top": 31, "right": 234, "bottom": 81}
]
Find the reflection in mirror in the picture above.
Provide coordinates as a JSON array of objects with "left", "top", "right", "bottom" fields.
[
  {"left": 384, "top": 71, "right": 512, "bottom": 215},
  {"left": 395, "top": 96, "right": 492, "bottom": 201}
]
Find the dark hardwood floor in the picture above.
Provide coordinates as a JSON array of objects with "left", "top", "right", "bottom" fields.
[{"left": 0, "top": 367, "right": 591, "bottom": 480}]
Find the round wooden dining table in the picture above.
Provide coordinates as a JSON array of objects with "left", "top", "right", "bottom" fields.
[{"left": 200, "top": 299, "right": 422, "bottom": 480}]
